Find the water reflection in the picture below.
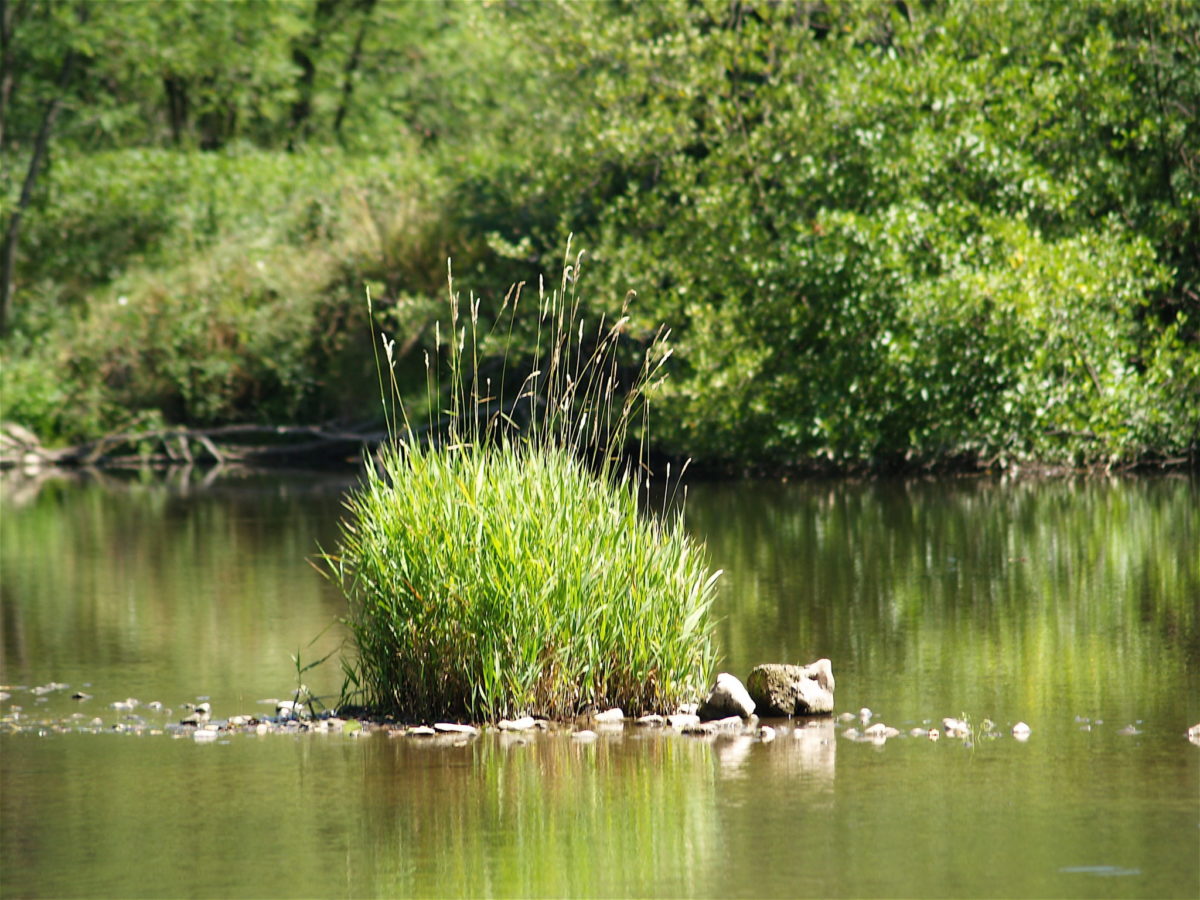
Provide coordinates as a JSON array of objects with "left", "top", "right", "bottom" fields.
[
  {"left": 1, "top": 468, "right": 1196, "bottom": 899},
  {"left": 0, "top": 466, "right": 357, "bottom": 712},
  {"left": 687, "top": 475, "right": 1200, "bottom": 728},
  {"left": 350, "top": 720, "right": 841, "bottom": 898},
  {"left": 358, "top": 730, "right": 722, "bottom": 897}
]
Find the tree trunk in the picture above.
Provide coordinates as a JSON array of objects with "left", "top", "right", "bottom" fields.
[
  {"left": 0, "top": 43, "right": 74, "bottom": 336},
  {"left": 0, "top": 0, "right": 17, "bottom": 152},
  {"left": 334, "top": 0, "right": 375, "bottom": 145},
  {"left": 163, "top": 75, "right": 188, "bottom": 145},
  {"left": 287, "top": 44, "right": 317, "bottom": 149}
]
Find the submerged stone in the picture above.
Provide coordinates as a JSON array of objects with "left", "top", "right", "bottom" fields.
[
  {"left": 943, "top": 717, "right": 971, "bottom": 737},
  {"left": 862, "top": 723, "right": 900, "bottom": 741},
  {"left": 498, "top": 716, "right": 537, "bottom": 732},
  {"left": 682, "top": 715, "right": 745, "bottom": 735}
]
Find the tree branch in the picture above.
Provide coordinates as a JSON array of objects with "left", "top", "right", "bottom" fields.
[{"left": 0, "top": 21, "right": 78, "bottom": 335}]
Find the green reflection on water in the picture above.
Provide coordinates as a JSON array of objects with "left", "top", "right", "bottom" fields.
[
  {"left": 0, "top": 468, "right": 355, "bottom": 710},
  {"left": 690, "top": 476, "right": 1199, "bottom": 726},
  {"left": 357, "top": 731, "right": 726, "bottom": 897},
  {"left": 1, "top": 470, "right": 1197, "bottom": 899}
]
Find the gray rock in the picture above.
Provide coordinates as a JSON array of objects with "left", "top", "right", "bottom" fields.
[
  {"left": 667, "top": 713, "right": 701, "bottom": 729},
  {"left": 697, "top": 673, "right": 756, "bottom": 721},
  {"left": 275, "top": 700, "right": 301, "bottom": 718},
  {"left": 943, "top": 717, "right": 970, "bottom": 737},
  {"left": 498, "top": 716, "right": 537, "bottom": 732},
  {"left": 862, "top": 722, "right": 900, "bottom": 741},
  {"left": 594, "top": 707, "right": 625, "bottom": 724},
  {"left": 745, "top": 659, "right": 835, "bottom": 716},
  {"left": 683, "top": 715, "right": 746, "bottom": 735},
  {"left": 434, "top": 722, "right": 480, "bottom": 736}
]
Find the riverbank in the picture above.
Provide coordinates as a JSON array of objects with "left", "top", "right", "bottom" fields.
[{"left": 3, "top": 420, "right": 1195, "bottom": 478}]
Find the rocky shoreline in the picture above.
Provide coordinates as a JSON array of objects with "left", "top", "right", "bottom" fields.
[{"left": 4, "top": 667, "right": 1198, "bottom": 747}]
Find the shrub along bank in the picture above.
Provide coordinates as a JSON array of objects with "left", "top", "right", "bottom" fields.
[{"left": 1, "top": 0, "right": 1196, "bottom": 472}]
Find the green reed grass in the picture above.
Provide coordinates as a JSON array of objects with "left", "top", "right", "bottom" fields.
[{"left": 327, "top": 242, "right": 721, "bottom": 721}]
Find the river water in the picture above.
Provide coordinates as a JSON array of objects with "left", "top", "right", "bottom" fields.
[{"left": 1, "top": 468, "right": 1197, "bottom": 898}]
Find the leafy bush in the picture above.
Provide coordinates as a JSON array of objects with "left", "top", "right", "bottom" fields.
[
  {"left": 443, "top": 0, "right": 1200, "bottom": 469},
  {"left": 3, "top": 0, "right": 1196, "bottom": 469},
  {"left": 2, "top": 145, "right": 465, "bottom": 441},
  {"left": 327, "top": 255, "right": 721, "bottom": 721}
]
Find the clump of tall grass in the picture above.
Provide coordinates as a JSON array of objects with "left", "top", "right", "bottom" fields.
[{"left": 328, "top": 243, "right": 721, "bottom": 721}]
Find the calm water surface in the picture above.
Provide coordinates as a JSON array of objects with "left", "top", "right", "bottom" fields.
[{"left": 1, "top": 468, "right": 1197, "bottom": 898}]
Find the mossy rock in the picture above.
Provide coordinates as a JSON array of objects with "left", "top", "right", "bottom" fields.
[{"left": 745, "top": 660, "right": 835, "bottom": 716}]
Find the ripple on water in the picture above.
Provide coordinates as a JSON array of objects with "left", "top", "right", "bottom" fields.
[{"left": 1060, "top": 866, "right": 1142, "bottom": 877}]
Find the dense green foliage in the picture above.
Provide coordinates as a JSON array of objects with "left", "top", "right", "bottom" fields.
[
  {"left": 328, "top": 267, "right": 720, "bottom": 720},
  {"left": 2, "top": 0, "right": 1197, "bottom": 470},
  {"left": 333, "top": 441, "right": 720, "bottom": 720}
]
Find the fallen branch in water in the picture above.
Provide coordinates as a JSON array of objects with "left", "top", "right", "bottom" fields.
[{"left": 0, "top": 421, "right": 389, "bottom": 468}]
